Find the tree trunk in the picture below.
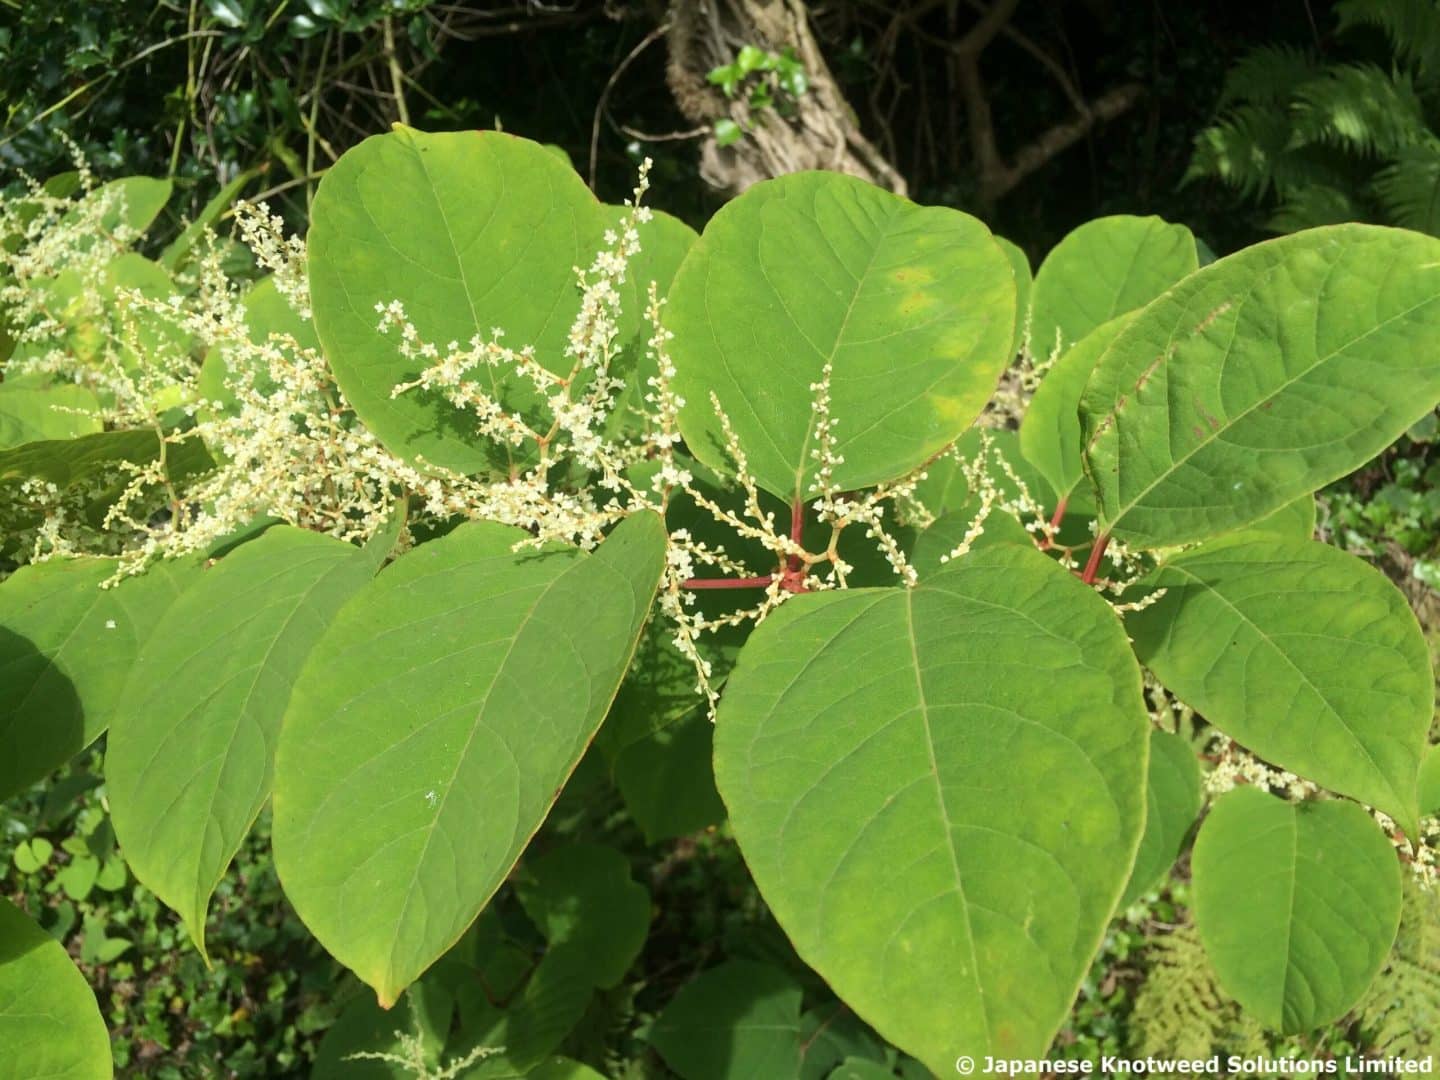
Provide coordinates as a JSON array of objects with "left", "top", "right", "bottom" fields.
[{"left": 664, "top": 0, "right": 907, "bottom": 197}]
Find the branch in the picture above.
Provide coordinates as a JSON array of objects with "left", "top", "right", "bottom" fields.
[
  {"left": 947, "top": 0, "right": 1141, "bottom": 208},
  {"left": 1004, "top": 82, "right": 1143, "bottom": 193}
]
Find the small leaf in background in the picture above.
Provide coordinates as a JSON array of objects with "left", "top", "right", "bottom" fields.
[
  {"left": 736, "top": 45, "right": 768, "bottom": 74},
  {"left": 714, "top": 118, "right": 743, "bottom": 146},
  {"left": 206, "top": 0, "right": 247, "bottom": 29},
  {"left": 1193, "top": 787, "right": 1402, "bottom": 1033},
  {"left": 11, "top": 837, "right": 53, "bottom": 874},
  {"left": 1019, "top": 311, "right": 1135, "bottom": 502},
  {"left": 647, "top": 961, "right": 804, "bottom": 1080},
  {"left": 57, "top": 854, "right": 99, "bottom": 901},
  {"left": 994, "top": 234, "right": 1031, "bottom": 359},
  {"left": 516, "top": 844, "right": 650, "bottom": 990}
]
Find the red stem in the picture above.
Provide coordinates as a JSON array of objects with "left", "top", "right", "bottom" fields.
[
  {"left": 1038, "top": 496, "right": 1069, "bottom": 551},
  {"left": 1048, "top": 496, "right": 1069, "bottom": 532},
  {"left": 681, "top": 576, "right": 777, "bottom": 590},
  {"left": 1081, "top": 533, "right": 1110, "bottom": 584}
]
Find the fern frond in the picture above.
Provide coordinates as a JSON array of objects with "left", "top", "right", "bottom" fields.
[
  {"left": 1374, "top": 143, "right": 1440, "bottom": 233},
  {"left": 1219, "top": 44, "right": 1322, "bottom": 106},
  {"left": 1355, "top": 880, "right": 1440, "bottom": 1067},
  {"left": 1128, "top": 924, "right": 1269, "bottom": 1058},
  {"left": 1186, "top": 106, "right": 1302, "bottom": 197},
  {"left": 1291, "top": 63, "right": 1429, "bottom": 158},
  {"left": 1266, "top": 183, "right": 1367, "bottom": 232},
  {"left": 1338, "top": 0, "right": 1440, "bottom": 77}
]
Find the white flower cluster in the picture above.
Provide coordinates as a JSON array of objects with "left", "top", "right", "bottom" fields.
[
  {"left": 1203, "top": 734, "right": 1320, "bottom": 801},
  {"left": 234, "top": 201, "right": 311, "bottom": 320},
  {"left": 0, "top": 170, "right": 512, "bottom": 578},
  {"left": 805, "top": 363, "right": 919, "bottom": 588}
]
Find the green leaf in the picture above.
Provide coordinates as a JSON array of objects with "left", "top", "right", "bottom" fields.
[
  {"left": 106, "top": 527, "right": 383, "bottom": 957},
  {"left": 666, "top": 171, "right": 1016, "bottom": 501},
  {"left": 516, "top": 844, "right": 650, "bottom": 990},
  {"left": 308, "top": 127, "right": 605, "bottom": 474},
  {"left": 1250, "top": 494, "right": 1316, "bottom": 538},
  {"left": 1029, "top": 215, "right": 1197, "bottom": 357},
  {"left": 1079, "top": 225, "right": 1440, "bottom": 548},
  {"left": 1119, "top": 729, "right": 1202, "bottom": 908},
  {"left": 312, "top": 979, "right": 454, "bottom": 1078},
  {"left": 57, "top": 855, "right": 99, "bottom": 902},
  {"left": 908, "top": 500, "right": 1032, "bottom": 579},
  {"left": 0, "top": 429, "right": 182, "bottom": 490},
  {"left": 0, "top": 384, "right": 100, "bottom": 450},
  {"left": 0, "top": 898, "right": 111, "bottom": 1079},
  {"left": 647, "top": 961, "right": 805, "bottom": 1080},
  {"left": 0, "top": 558, "right": 192, "bottom": 800},
  {"left": 604, "top": 209, "right": 698, "bottom": 438},
  {"left": 1192, "top": 787, "right": 1402, "bottom": 1033},
  {"left": 713, "top": 543, "right": 1148, "bottom": 1066},
  {"left": 11, "top": 838, "right": 53, "bottom": 875},
  {"left": 994, "top": 235, "right": 1031, "bottom": 360},
  {"left": 159, "top": 167, "right": 259, "bottom": 271},
  {"left": 199, "top": 276, "right": 321, "bottom": 420},
  {"left": 92, "top": 176, "right": 172, "bottom": 237},
  {"left": 1019, "top": 312, "right": 1136, "bottom": 501},
  {"left": 1126, "top": 532, "right": 1432, "bottom": 834},
  {"left": 714, "top": 119, "right": 743, "bottom": 147},
  {"left": 272, "top": 512, "right": 665, "bottom": 1005},
  {"left": 596, "top": 623, "right": 726, "bottom": 843},
  {"left": 1420, "top": 745, "right": 1440, "bottom": 817}
]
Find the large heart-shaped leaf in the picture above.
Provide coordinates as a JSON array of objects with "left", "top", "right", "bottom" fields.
[
  {"left": 1080, "top": 225, "right": 1440, "bottom": 548},
  {"left": 713, "top": 543, "right": 1148, "bottom": 1067},
  {"left": 1126, "top": 532, "right": 1432, "bottom": 834},
  {"left": 0, "top": 557, "right": 192, "bottom": 800},
  {"left": 272, "top": 512, "right": 664, "bottom": 1005},
  {"left": 666, "top": 171, "right": 1015, "bottom": 501},
  {"left": 0, "top": 898, "right": 111, "bottom": 1079},
  {"left": 107, "top": 526, "right": 387, "bottom": 955},
  {"left": 1029, "top": 215, "right": 1197, "bottom": 358},
  {"left": 1192, "top": 787, "right": 1402, "bottom": 1033},
  {"left": 308, "top": 127, "right": 604, "bottom": 474}
]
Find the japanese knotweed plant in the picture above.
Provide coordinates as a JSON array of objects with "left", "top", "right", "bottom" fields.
[{"left": 5, "top": 126, "right": 1440, "bottom": 1078}]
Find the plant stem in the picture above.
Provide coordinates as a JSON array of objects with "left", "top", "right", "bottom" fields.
[
  {"left": 1081, "top": 532, "right": 1110, "bottom": 584},
  {"left": 681, "top": 576, "right": 776, "bottom": 590},
  {"left": 1048, "top": 496, "right": 1068, "bottom": 532}
]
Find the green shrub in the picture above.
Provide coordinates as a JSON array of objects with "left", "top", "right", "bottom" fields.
[{"left": 3, "top": 130, "right": 1440, "bottom": 1075}]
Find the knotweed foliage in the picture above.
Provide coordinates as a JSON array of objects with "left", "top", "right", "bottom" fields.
[{"left": 4, "top": 128, "right": 1440, "bottom": 1074}]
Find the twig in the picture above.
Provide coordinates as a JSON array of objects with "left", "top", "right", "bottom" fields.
[{"left": 590, "top": 20, "right": 670, "bottom": 189}]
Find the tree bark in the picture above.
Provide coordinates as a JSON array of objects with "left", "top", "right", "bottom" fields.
[{"left": 664, "top": 0, "right": 907, "bottom": 197}]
